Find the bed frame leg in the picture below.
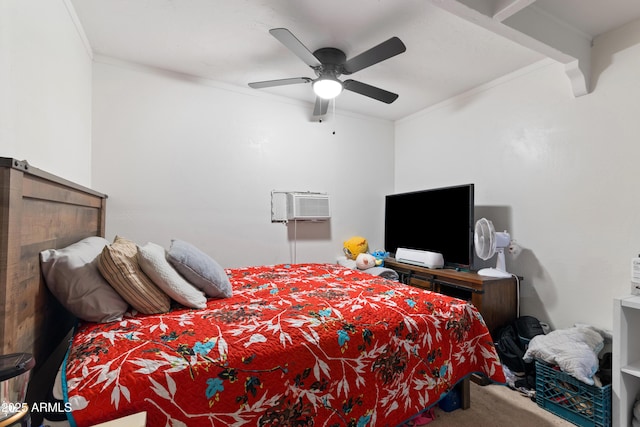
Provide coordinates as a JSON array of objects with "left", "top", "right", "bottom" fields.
[{"left": 460, "top": 376, "right": 470, "bottom": 409}]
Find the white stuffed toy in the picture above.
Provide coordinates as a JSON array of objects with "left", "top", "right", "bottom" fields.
[{"left": 356, "top": 253, "right": 377, "bottom": 270}]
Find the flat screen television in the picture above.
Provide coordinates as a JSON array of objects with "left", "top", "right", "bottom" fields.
[{"left": 384, "top": 184, "right": 474, "bottom": 270}]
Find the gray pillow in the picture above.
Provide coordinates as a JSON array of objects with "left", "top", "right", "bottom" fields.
[
  {"left": 40, "top": 236, "right": 129, "bottom": 323},
  {"left": 167, "top": 239, "right": 232, "bottom": 299},
  {"left": 137, "top": 242, "right": 207, "bottom": 309}
]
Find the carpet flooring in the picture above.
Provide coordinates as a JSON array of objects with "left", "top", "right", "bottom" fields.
[{"left": 427, "top": 382, "right": 576, "bottom": 426}]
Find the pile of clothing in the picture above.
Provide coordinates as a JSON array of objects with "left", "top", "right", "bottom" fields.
[{"left": 494, "top": 318, "right": 612, "bottom": 397}]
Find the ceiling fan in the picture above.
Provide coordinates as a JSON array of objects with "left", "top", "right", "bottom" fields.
[{"left": 248, "top": 28, "right": 406, "bottom": 116}]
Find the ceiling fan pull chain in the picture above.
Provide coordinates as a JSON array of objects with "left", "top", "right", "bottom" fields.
[{"left": 332, "top": 99, "right": 336, "bottom": 135}]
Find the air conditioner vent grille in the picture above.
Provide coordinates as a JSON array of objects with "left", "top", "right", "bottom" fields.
[{"left": 286, "top": 193, "right": 330, "bottom": 220}]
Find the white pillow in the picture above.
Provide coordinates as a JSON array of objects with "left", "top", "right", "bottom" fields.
[{"left": 137, "top": 242, "right": 207, "bottom": 309}]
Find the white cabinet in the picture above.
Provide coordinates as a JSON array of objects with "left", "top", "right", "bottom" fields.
[{"left": 613, "top": 295, "right": 640, "bottom": 426}]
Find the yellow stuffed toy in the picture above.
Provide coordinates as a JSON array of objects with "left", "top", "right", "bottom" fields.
[{"left": 343, "top": 236, "right": 368, "bottom": 260}]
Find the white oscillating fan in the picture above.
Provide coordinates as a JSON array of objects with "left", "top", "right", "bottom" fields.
[{"left": 474, "top": 218, "right": 512, "bottom": 278}]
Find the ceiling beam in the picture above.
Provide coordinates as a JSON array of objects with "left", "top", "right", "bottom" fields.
[
  {"left": 492, "top": 0, "right": 537, "bottom": 22},
  {"left": 429, "top": 0, "right": 592, "bottom": 97}
]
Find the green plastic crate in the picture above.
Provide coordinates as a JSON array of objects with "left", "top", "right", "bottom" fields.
[{"left": 535, "top": 360, "right": 611, "bottom": 427}]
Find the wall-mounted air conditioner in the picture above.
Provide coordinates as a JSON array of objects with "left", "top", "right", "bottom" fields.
[{"left": 286, "top": 193, "right": 330, "bottom": 221}]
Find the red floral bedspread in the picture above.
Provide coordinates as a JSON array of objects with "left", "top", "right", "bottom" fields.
[{"left": 64, "top": 264, "right": 505, "bottom": 427}]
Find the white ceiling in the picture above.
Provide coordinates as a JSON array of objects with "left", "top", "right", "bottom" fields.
[{"left": 70, "top": 0, "right": 640, "bottom": 121}]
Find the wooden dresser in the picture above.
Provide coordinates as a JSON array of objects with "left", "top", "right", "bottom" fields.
[{"left": 385, "top": 258, "right": 518, "bottom": 335}]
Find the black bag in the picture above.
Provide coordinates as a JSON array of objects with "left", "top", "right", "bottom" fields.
[
  {"left": 494, "top": 323, "right": 528, "bottom": 374},
  {"left": 515, "top": 315, "right": 544, "bottom": 342},
  {"left": 495, "top": 316, "right": 545, "bottom": 376}
]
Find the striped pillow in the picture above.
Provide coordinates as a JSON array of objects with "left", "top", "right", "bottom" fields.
[{"left": 98, "top": 236, "right": 170, "bottom": 314}]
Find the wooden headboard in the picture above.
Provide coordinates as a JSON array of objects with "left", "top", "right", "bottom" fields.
[{"left": 0, "top": 158, "right": 107, "bottom": 368}]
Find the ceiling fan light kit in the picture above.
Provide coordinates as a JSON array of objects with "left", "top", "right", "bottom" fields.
[
  {"left": 248, "top": 28, "right": 406, "bottom": 116},
  {"left": 313, "top": 77, "right": 343, "bottom": 99}
]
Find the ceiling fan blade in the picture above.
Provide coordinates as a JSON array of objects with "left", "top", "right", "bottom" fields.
[
  {"left": 269, "top": 28, "right": 322, "bottom": 68},
  {"left": 313, "top": 97, "right": 329, "bottom": 116},
  {"left": 248, "top": 77, "right": 312, "bottom": 89},
  {"left": 343, "top": 79, "right": 399, "bottom": 104},
  {"left": 343, "top": 37, "right": 406, "bottom": 75}
]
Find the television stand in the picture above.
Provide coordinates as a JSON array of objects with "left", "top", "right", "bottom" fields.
[{"left": 384, "top": 258, "right": 518, "bottom": 335}]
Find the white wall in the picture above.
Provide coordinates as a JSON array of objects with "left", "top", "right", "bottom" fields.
[
  {"left": 395, "top": 20, "right": 640, "bottom": 331},
  {"left": 11, "top": 0, "right": 639, "bottom": 332},
  {"left": 0, "top": 0, "right": 93, "bottom": 186},
  {"left": 91, "top": 58, "right": 394, "bottom": 268}
]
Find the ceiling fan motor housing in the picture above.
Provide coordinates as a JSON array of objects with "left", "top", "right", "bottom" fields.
[{"left": 312, "top": 48, "right": 347, "bottom": 78}]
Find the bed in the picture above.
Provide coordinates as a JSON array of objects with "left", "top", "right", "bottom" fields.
[{"left": 0, "top": 158, "right": 505, "bottom": 427}]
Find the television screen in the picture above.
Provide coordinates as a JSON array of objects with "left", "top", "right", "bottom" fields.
[{"left": 384, "top": 184, "right": 474, "bottom": 269}]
